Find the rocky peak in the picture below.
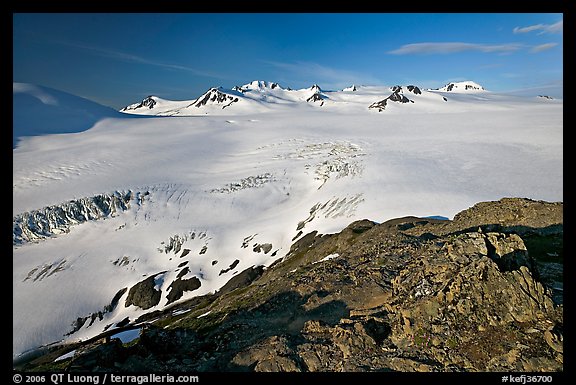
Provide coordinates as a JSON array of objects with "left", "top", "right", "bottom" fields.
[
  {"left": 309, "top": 84, "right": 322, "bottom": 93},
  {"left": 407, "top": 85, "right": 422, "bottom": 95},
  {"left": 242, "top": 80, "right": 282, "bottom": 91},
  {"left": 121, "top": 96, "right": 157, "bottom": 111},
  {"left": 388, "top": 88, "right": 410, "bottom": 103},
  {"left": 369, "top": 85, "right": 413, "bottom": 112},
  {"left": 192, "top": 88, "right": 239, "bottom": 109}
]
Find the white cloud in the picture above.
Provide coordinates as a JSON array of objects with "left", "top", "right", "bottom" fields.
[
  {"left": 513, "top": 20, "right": 563, "bottom": 35},
  {"left": 530, "top": 43, "right": 558, "bottom": 53},
  {"left": 388, "top": 42, "right": 524, "bottom": 55}
]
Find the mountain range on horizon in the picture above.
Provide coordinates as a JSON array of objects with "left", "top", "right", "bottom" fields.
[{"left": 119, "top": 80, "right": 490, "bottom": 116}]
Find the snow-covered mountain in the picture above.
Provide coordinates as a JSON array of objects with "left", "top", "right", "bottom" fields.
[
  {"left": 433, "top": 80, "right": 485, "bottom": 92},
  {"left": 13, "top": 80, "right": 562, "bottom": 362}
]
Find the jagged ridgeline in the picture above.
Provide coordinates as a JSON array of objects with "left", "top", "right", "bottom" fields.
[
  {"left": 17, "top": 198, "right": 563, "bottom": 372},
  {"left": 118, "top": 81, "right": 454, "bottom": 116}
]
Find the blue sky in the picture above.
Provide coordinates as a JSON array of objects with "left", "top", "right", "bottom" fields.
[{"left": 13, "top": 13, "right": 563, "bottom": 109}]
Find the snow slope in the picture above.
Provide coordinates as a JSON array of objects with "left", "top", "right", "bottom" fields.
[
  {"left": 12, "top": 83, "right": 124, "bottom": 149},
  {"left": 13, "top": 81, "right": 563, "bottom": 360}
]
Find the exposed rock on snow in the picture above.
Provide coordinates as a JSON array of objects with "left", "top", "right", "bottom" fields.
[
  {"left": 407, "top": 85, "right": 422, "bottom": 95},
  {"left": 217, "top": 266, "right": 265, "bottom": 296},
  {"left": 166, "top": 273, "right": 202, "bottom": 305},
  {"left": 219, "top": 259, "right": 240, "bottom": 276},
  {"left": 306, "top": 92, "right": 325, "bottom": 104},
  {"left": 296, "top": 194, "right": 365, "bottom": 233},
  {"left": 192, "top": 88, "right": 239, "bottom": 109},
  {"left": 210, "top": 173, "right": 276, "bottom": 193},
  {"left": 253, "top": 243, "right": 273, "bottom": 254},
  {"left": 121, "top": 96, "right": 157, "bottom": 111},
  {"left": 305, "top": 84, "right": 327, "bottom": 105},
  {"left": 309, "top": 84, "right": 322, "bottom": 93},
  {"left": 125, "top": 274, "right": 163, "bottom": 310},
  {"left": 158, "top": 231, "right": 209, "bottom": 255},
  {"left": 23, "top": 259, "right": 68, "bottom": 282},
  {"left": 369, "top": 85, "right": 414, "bottom": 111}
]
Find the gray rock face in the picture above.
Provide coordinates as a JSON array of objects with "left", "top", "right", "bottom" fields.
[
  {"left": 166, "top": 275, "right": 201, "bottom": 305},
  {"left": 20, "top": 198, "right": 563, "bottom": 373},
  {"left": 125, "top": 275, "right": 162, "bottom": 310},
  {"left": 217, "top": 266, "right": 264, "bottom": 296}
]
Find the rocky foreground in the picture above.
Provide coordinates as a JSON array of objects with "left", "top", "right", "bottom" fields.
[{"left": 18, "top": 198, "right": 563, "bottom": 372}]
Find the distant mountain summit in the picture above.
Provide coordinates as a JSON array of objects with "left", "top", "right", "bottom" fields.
[
  {"left": 241, "top": 80, "right": 282, "bottom": 91},
  {"left": 192, "top": 87, "right": 239, "bottom": 109},
  {"left": 121, "top": 96, "right": 158, "bottom": 111},
  {"left": 434, "top": 81, "right": 485, "bottom": 92}
]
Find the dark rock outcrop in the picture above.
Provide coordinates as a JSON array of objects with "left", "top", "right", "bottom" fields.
[
  {"left": 368, "top": 99, "right": 389, "bottom": 112},
  {"left": 166, "top": 274, "right": 202, "bottom": 305},
  {"left": 306, "top": 93, "right": 325, "bottom": 104},
  {"left": 192, "top": 88, "right": 239, "bottom": 109},
  {"left": 125, "top": 275, "right": 162, "bottom": 310},
  {"left": 219, "top": 259, "right": 240, "bottom": 276},
  {"left": 369, "top": 85, "right": 414, "bottom": 112},
  {"left": 218, "top": 266, "right": 265, "bottom": 296},
  {"left": 121, "top": 96, "right": 156, "bottom": 111},
  {"left": 407, "top": 85, "right": 422, "bottom": 95}
]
